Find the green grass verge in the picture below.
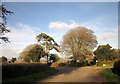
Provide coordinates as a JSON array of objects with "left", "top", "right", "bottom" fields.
[
  {"left": 2, "top": 67, "right": 58, "bottom": 84},
  {"left": 101, "top": 68, "right": 120, "bottom": 84}
]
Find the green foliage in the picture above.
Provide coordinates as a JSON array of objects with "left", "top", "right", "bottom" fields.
[
  {"left": 101, "top": 68, "right": 120, "bottom": 83},
  {"left": 59, "top": 63, "right": 67, "bottom": 67},
  {"left": 3, "top": 67, "right": 58, "bottom": 83},
  {"left": 19, "top": 44, "right": 45, "bottom": 62},
  {"left": 96, "top": 61, "right": 114, "bottom": 67},
  {"left": 59, "top": 59, "right": 88, "bottom": 67},
  {"left": 89, "top": 56, "right": 97, "bottom": 65},
  {"left": 2, "top": 63, "right": 50, "bottom": 80},
  {"left": 1, "top": 56, "right": 7, "bottom": 63},
  {"left": 77, "top": 59, "right": 88, "bottom": 67},
  {"left": 36, "top": 33, "right": 60, "bottom": 63},
  {"left": 36, "top": 33, "right": 60, "bottom": 52},
  {"left": 11, "top": 58, "right": 16, "bottom": 63},
  {"left": 49, "top": 54, "right": 60, "bottom": 62},
  {"left": 94, "top": 44, "right": 117, "bottom": 61},
  {"left": 116, "top": 49, "right": 120, "bottom": 59},
  {"left": 112, "top": 59, "right": 120, "bottom": 76}
]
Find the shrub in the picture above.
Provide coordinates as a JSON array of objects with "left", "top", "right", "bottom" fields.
[
  {"left": 69, "top": 59, "right": 88, "bottom": 67},
  {"left": 95, "top": 60, "right": 114, "bottom": 67},
  {"left": 2, "top": 63, "right": 50, "bottom": 80},
  {"left": 68, "top": 60, "right": 77, "bottom": 67},
  {"left": 11, "top": 58, "right": 17, "bottom": 63},
  {"left": 1, "top": 56, "right": 7, "bottom": 64},
  {"left": 111, "top": 59, "right": 120, "bottom": 76},
  {"left": 78, "top": 59, "right": 88, "bottom": 67},
  {"left": 49, "top": 54, "right": 60, "bottom": 62},
  {"left": 51, "top": 62, "right": 59, "bottom": 67}
]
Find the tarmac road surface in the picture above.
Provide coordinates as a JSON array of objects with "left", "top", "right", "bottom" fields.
[{"left": 40, "top": 66, "right": 107, "bottom": 82}]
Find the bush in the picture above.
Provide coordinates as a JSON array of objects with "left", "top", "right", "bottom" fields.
[
  {"left": 95, "top": 60, "right": 114, "bottom": 67},
  {"left": 59, "top": 63, "right": 66, "bottom": 67},
  {"left": 11, "top": 58, "right": 16, "bottom": 63},
  {"left": 2, "top": 63, "right": 50, "bottom": 80},
  {"left": 2, "top": 67, "right": 58, "bottom": 83},
  {"left": 111, "top": 59, "right": 120, "bottom": 76},
  {"left": 78, "top": 59, "right": 88, "bottom": 67},
  {"left": 61, "top": 59, "right": 88, "bottom": 67},
  {"left": 51, "top": 62, "right": 59, "bottom": 67},
  {"left": 49, "top": 54, "right": 60, "bottom": 62},
  {"left": 101, "top": 68, "right": 120, "bottom": 83}
]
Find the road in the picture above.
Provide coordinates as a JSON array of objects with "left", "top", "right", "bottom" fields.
[{"left": 40, "top": 66, "right": 107, "bottom": 82}]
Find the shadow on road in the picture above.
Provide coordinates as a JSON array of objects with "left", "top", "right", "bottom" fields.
[{"left": 55, "top": 67, "right": 80, "bottom": 75}]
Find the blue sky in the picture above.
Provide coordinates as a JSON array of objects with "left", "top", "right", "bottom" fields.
[{"left": 1, "top": 2, "right": 118, "bottom": 59}]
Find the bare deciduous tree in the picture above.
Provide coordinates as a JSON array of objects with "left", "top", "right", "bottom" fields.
[
  {"left": 0, "top": 5, "right": 13, "bottom": 43},
  {"left": 61, "top": 26, "right": 97, "bottom": 61}
]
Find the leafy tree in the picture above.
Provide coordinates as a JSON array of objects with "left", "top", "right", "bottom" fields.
[
  {"left": 1, "top": 56, "right": 7, "bottom": 63},
  {"left": 19, "top": 51, "right": 30, "bottom": 62},
  {"left": 94, "top": 44, "right": 117, "bottom": 61},
  {"left": 36, "top": 33, "right": 60, "bottom": 63},
  {"left": 0, "top": 5, "right": 13, "bottom": 43},
  {"left": 19, "top": 44, "right": 45, "bottom": 62},
  {"left": 90, "top": 56, "right": 97, "bottom": 65},
  {"left": 61, "top": 26, "right": 97, "bottom": 61},
  {"left": 11, "top": 58, "right": 16, "bottom": 63},
  {"left": 116, "top": 49, "right": 120, "bottom": 59},
  {"left": 111, "top": 49, "right": 119, "bottom": 60},
  {"left": 49, "top": 54, "right": 60, "bottom": 62}
]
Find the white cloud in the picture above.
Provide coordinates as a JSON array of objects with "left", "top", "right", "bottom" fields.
[
  {"left": 48, "top": 20, "right": 80, "bottom": 29},
  {"left": 48, "top": 18, "right": 118, "bottom": 49},
  {"left": 98, "top": 32, "right": 114, "bottom": 41},
  {"left": 49, "top": 22, "right": 68, "bottom": 29},
  {"left": 0, "top": 23, "right": 41, "bottom": 59},
  {"left": 7, "top": 23, "right": 39, "bottom": 42},
  {"left": 97, "top": 30, "right": 118, "bottom": 48}
]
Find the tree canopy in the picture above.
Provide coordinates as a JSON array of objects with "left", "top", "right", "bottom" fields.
[
  {"left": 61, "top": 26, "right": 97, "bottom": 61},
  {"left": 11, "top": 58, "right": 16, "bottom": 63},
  {"left": 94, "top": 44, "right": 118, "bottom": 61},
  {"left": 19, "top": 44, "right": 45, "bottom": 62},
  {"left": 36, "top": 33, "right": 60, "bottom": 63},
  {"left": 116, "top": 49, "right": 120, "bottom": 59},
  {"left": 49, "top": 54, "right": 60, "bottom": 62},
  {"left": 36, "top": 33, "right": 60, "bottom": 52},
  {"left": 1, "top": 56, "right": 7, "bottom": 63}
]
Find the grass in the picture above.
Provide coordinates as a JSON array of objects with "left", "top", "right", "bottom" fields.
[
  {"left": 98, "top": 65, "right": 113, "bottom": 68},
  {"left": 2, "top": 67, "right": 58, "bottom": 84},
  {"left": 101, "top": 68, "right": 120, "bottom": 84}
]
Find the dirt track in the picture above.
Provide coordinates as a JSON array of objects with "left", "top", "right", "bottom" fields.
[{"left": 40, "top": 66, "right": 107, "bottom": 82}]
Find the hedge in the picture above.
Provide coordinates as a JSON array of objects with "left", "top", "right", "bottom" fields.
[
  {"left": 111, "top": 59, "right": 120, "bottom": 76},
  {"left": 2, "top": 63, "right": 50, "bottom": 80}
]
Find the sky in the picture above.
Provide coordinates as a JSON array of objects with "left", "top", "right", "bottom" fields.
[{"left": 0, "top": 2, "right": 118, "bottom": 59}]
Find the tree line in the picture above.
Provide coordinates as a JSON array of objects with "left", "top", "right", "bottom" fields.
[
  {"left": 19, "top": 33, "right": 60, "bottom": 63},
  {"left": 0, "top": 56, "right": 16, "bottom": 64},
  {"left": 1, "top": 5, "right": 119, "bottom": 65}
]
